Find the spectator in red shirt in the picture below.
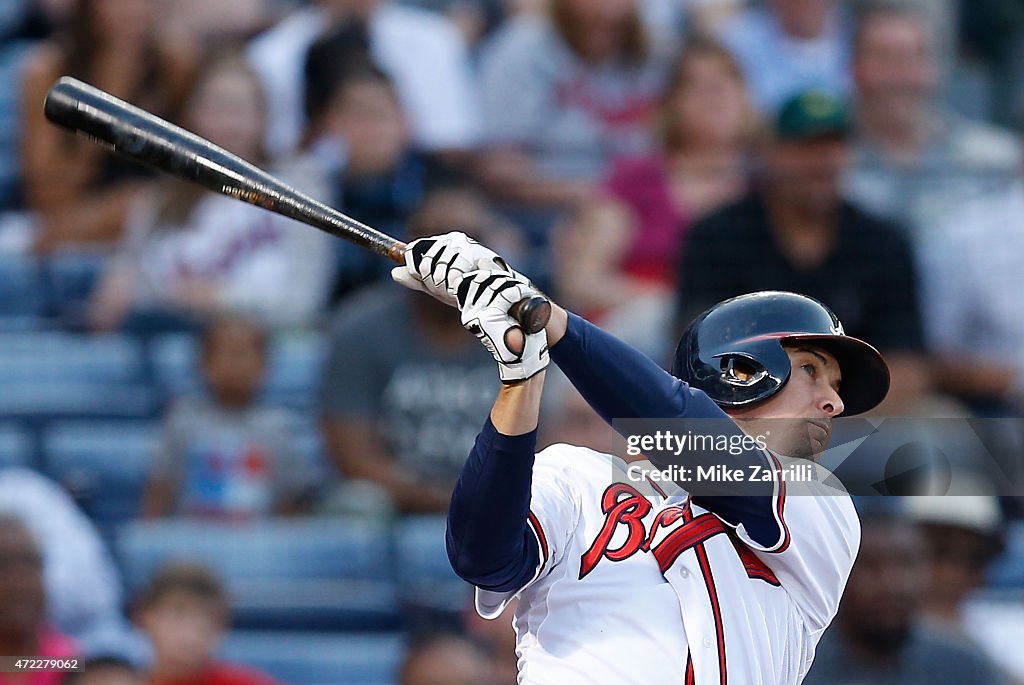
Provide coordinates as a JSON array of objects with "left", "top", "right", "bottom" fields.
[
  {"left": 134, "top": 563, "right": 277, "bottom": 685},
  {"left": 0, "top": 515, "right": 77, "bottom": 685}
]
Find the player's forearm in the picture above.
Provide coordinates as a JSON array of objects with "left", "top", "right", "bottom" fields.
[
  {"left": 490, "top": 371, "right": 546, "bottom": 434},
  {"left": 446, "top": 376, "right": 545, "bottom": 591}
]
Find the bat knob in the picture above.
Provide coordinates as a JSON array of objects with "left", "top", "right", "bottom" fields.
[{"left": 509, "top": 296, "right": 552, "bottom": 336}]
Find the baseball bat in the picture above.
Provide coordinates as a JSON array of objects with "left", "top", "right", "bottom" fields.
[{"left": 42, "top": 76, "right": 551, "bottom": 335}]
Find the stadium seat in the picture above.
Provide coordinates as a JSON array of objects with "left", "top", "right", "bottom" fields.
[
  {"left": 0, "top": 256, "right": 44, "bottom": 324},
  {"left": 261, "top": 333, "right": 329, "bottom": 409},
  {"left": 44, "top": 251, "right": 111, "bottom": 324},
  {"left": 117, "top": 518, "right": 401, "bottom": 630},
  {"left": 394, "top": 515, "right": 471, "bottom": 612},
  {"left": 0, "top": 40, "right": 33, "bottom": 211},
  {"left": 0, "top": 381, "right": 159, "bottom": 421},
  {"left": 43, "top": 421, "right": 158, "bottom": 526},
  {"left": 293, "top": 416, "right": 331, "bottom": 484},
  {"left": 0, "top": 332, "right": 157, "bottom": 420},
  {"left": 148, "top": 333, "right": 199, "bottom": 397},
  {"left": 989, "top": 521, "right": 1024, "bottom": 589},
  {"left": 219, "top": 631, "right": 404, "bottom": 685},
  {"left": 0, "top": 422, "right": 32, "bottom": 469},
  {"left": 0, "top": 331, "right": 146, "bottom": 382}
]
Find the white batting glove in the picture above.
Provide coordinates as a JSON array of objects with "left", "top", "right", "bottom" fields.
[
  {"left": 457, "top": 269, "right": 549, "bottom": 384},
  {"left": 391, "top": 231, "right": 523, "bottom": 308}
]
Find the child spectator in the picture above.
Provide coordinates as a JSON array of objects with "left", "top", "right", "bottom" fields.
[
  {"left": 301, "top": 52, "right": 456, "bottom": 300},
  {"left": 140, "top": 317, "right": 314, "bottom": 520},
  {"left": 88, "top": 51, "right": 334, "bottom": 332},
  {"left": 246, "top": 0, "right": 480, "bottom": 160},
  {"left": 134, "top": 563, "right": 278, "bottom": 685}
]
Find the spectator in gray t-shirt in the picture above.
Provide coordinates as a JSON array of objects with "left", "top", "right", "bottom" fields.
[
  {"left": 318, "top": 184, "right": 517, "bottom": 513},
  {"left": 141, "top": 317, "right": 314, "bottom": 519}
]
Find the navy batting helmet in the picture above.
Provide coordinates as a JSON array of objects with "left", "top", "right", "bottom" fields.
[{"left": 672, "top": 291, "right": 890, "bottom": 416}]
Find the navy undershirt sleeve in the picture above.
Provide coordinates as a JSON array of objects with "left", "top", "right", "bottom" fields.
[
  {"left": 446, "top": 417, "right": 541, "bottom": 592},
  {"left": 549, "top": 312, "right": 725, "bottom": 422},
  {"left": 549, "top": 312, "right": 786, "bottom": 549}
]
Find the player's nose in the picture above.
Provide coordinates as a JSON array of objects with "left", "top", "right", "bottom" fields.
[{"left": 819, "top": 385, "right": 844, "bottom": 418}]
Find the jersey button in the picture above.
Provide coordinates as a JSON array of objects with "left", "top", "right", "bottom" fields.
[
  {"left": 679, "top": 567, "right": 690, "bottom": 578},
  {"left": 703, "top": 637, "right": 712, "bottom": 648}
]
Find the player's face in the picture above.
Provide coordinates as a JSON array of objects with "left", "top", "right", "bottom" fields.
[{"left": 731, "top": 346, "right": 843, "bottom": 459}]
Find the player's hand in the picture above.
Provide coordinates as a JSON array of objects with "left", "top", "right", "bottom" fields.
[
  {"left": 458, "top": 268, "right": 549, "bottom": 384},
  {"left": 391, "top": 231, "right": 524, "bottom": 307}
]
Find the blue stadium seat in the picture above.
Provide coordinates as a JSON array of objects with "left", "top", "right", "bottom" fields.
[
  {"left": 0, "top": 40, "right": 33, "bottom": 211},
  {"left": 394, "top": 515, "right": 471, "bottom": 612},
  {"left": 149, "top": 332, "right": 327, "bottom": 409},
  {"left": 0, "top": 331, "right": 146, "bottom": 382},
  {"left": 989, "top": 522, "right": 1024, "bottom": 588},
  {"left": 0, "top": 422, "right": 33, "bottom": 469},
  {"left": 0, "top": 381, "right": 158, "bottom": 421},
  {"left": 43, "top": 421, "right": 158, "bottom": 526},
  {"left": 0, "top": 332, "right": 157, "bottom": 420},
  {"left": 149, "top": 333, "right": 199, "bottom": 397},
  {"left": 219, "top": 631, "right": 404, "bottom": 685},
  {"left": 0, "top": 256, "right": 44, "bottom": 324},
  {"left": 262, "top": 334, "right": 328, "bottom": 409},
  {"left": 117, "top": 518, "right": 400, "bottom": 630},
  {"left": 293, "top": 416, "right": 331, "bottom": 485},
  {"left": 44, "top": 251, "right": 111, "bottom": 324}
]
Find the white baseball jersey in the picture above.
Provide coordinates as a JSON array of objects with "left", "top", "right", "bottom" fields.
[{"left": 476, "top": 444, "right": 860, "bottom": 685}]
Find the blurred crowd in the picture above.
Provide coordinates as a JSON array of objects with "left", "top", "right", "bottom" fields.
[{"left": 1, "top": 0, "right": 1024, "bottom": 683}]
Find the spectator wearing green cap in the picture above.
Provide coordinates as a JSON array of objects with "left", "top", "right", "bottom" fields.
[{"left": 675, "top": 88, "right": 934, "bottom": 415}]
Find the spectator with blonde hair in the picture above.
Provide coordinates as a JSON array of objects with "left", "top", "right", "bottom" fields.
[{"left": 555, "top": 37, "right": 754, "bottom": 325}]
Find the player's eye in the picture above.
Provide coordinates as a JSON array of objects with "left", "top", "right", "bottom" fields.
[{"left": 801, "top": 363, "right": 816, "bottom": 376}]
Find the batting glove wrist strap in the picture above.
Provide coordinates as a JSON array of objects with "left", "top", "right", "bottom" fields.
[{"left": 458, "top": 269, "right": 549, "bottom": 383}]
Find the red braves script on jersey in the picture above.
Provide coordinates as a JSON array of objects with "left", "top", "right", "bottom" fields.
[{"left": 475, "top": 444, "right": 859, "bottom": 685}]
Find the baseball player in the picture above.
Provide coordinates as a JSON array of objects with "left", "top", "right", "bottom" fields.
[{"left": 392, "top": 233, "right": 890, "bottom": 684}]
